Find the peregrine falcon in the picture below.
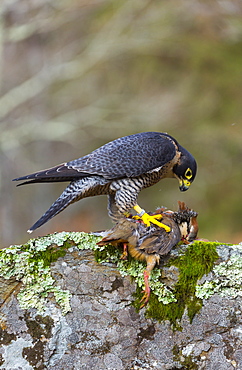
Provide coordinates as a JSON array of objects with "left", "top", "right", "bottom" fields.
[{"left": 13, "top": 132, "right": 197, "bottom": 233}]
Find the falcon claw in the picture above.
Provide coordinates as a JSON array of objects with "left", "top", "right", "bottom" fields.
[
  {"left": 132, "top": 215, "right": 141, "bottom": 220},
  {"left": 141, "top": 213, "right": 171, "bottom": 232},
  {"left": 152, "top": 214, "right": 163, "bottom": 220}
]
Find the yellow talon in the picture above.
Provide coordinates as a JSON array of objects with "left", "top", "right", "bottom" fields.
[
  {"left": 133, "top": 205, "right": 171, "bottom": 232},
  {"left": 151, "top": 214, "right": 163, "bottom": 220},
  {"left": 133, "top": 214, "right": 162, "bottom": 221},
  {"left": 141, "top": 213, "right": 171, "bottom": 232},
  {"left": 132, "top": 215, "right": 141, "bottom": 220}
]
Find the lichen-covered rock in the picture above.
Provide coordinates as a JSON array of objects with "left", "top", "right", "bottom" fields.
[{"left": 0, "top": 235, "right": 242, "bottom": 369}]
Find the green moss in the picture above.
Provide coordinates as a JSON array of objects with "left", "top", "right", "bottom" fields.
[
  {"left": 134, "top": 241, "right": 219, "bottom": 330},
  {"left": 0, "top": 231, "right": 101, "bottom": 314},
  {"left": 94, "top": 244, "right": 122, "bottom": 264}
]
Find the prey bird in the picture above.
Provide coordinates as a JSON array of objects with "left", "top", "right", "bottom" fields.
[
  {"left": 97, "top": 201, "right": 198, "bottom": 307},
  {"left": 13, "top": 132, "right": 197, "bottom": 233}
]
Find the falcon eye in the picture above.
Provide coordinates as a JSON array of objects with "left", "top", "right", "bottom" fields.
[{"left": 185, "top": 168, "right": 192, "bottom": 179}]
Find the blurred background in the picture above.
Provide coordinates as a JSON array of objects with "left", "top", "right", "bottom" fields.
[{"left": 1, "top": 0, "right": 242, "bottom": 247}]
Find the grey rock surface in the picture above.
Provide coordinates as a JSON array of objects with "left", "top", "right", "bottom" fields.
[{"left": 0, "top": 247, "right": 242, "bottom": 370}]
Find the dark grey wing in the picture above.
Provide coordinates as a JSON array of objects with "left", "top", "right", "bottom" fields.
[
  {"left": 68, "top": 132, "right": 177, "bottom": 179},
  {"left": 13, "top": 132, "right": 177, "bottom": 185}
]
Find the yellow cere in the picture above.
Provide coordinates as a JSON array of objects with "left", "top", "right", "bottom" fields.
[{"left": 183, "top": 179, "right": 191, "bottom": 187}]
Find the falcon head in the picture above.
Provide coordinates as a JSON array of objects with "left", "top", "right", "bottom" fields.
[{"left": 173, "top": 148, "right": 197, "bottom": 191}]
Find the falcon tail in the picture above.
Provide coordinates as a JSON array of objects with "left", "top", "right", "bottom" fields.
[
  {"left": 13, "top": 164, "right": 88, "bottom": 186},
  {"left": 27, "top": 182, "right": 81, "bottom": 233}
]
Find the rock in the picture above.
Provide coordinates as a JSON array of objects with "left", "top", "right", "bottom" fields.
[{"left": 0, "top": 235, "right": 242, "bottom": 369}]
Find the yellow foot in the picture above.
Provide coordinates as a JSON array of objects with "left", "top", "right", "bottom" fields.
[
  {"left": 133, "top": 205, "right": 171, "bottom": 232},
  {"left": 142, "top": 213, "right": 171, "bottom": 232},
  {"left": 133, "top": 213, "right": 162, "bottom": 221}
]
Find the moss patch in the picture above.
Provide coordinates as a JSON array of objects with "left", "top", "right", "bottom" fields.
[
  {"left": 0, "top": 231, "right": 100, "bottom": 314},
  {"left": 142, "top": 241, "right": 219, "bottom": 329},
  {"left": 85, "top": 240, "right": 230, "bottom": 329}
]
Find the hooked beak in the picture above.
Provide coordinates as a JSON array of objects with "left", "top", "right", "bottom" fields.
[{"left": 179, "top": 179, "right": 191, "bottom": 192}]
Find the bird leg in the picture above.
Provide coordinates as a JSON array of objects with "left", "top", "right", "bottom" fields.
[
  {"left": 140, "top": 270, "right": 151, "bottom": 308},
  {"left": 120, "top": 243, "right": 128, "bottom": 260},
  {"left": 133, "top": 205, "right": 171, "bottom": 232},
  {"left": 140, "top": 254, "right": 160, "bottom": 308}
]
